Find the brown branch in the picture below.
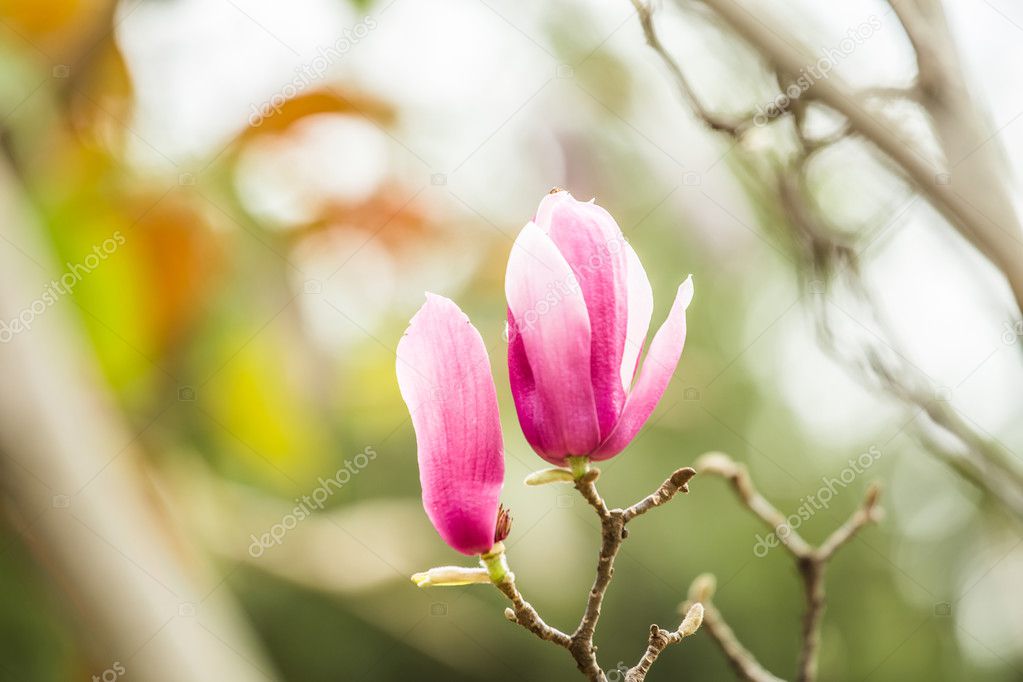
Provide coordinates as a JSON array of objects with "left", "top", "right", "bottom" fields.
[
  {"left": 632, "top": 0, "right": 1023, "bottom": 312},
  {"left": 575, "top": 468, "right": 611, "bottom": 520},
  {"left": 884, "top": 0, "right": 946, "bottom": 99},
  {"left": 625, "top": 603, "right": 704, "bottom": 682},
  {"left": 625, "top": 0, "right": 1023, "bottom": 529},
  {"left": 696, "top": 453, "right": 814, "bottom": 557},
  {"left": 628, "top": 0, "right": 1023, "bottom": 527},
  {"left": 498, "top": 463, "right": 697, "bottom": 681},
  {"left": 629, "top": 0, "right": 755, "bottom": 136},
  {"left": 815, "top": 483, "right": 882, "bottom": 560},
  {"left": 494, "top": 576, "right": 573, "bottom": 648},
  {"left": 623, "top": 467, "right": 696, "bottom": 522},
  {"left": 688, "top": 0, "right": 1023, "bottom": 315},
  {"left": 569, "top": 469, "right": 625, "bottom": 680},
  {"left": 859, "top": 85, "right": 920, "bottom": 103},
  {"left": 694, "top": 452, "right": 882, "bottom": 682}
]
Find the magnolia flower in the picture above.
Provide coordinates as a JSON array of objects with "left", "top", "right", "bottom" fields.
[
  {"left": 506, "top": 191, "right": 693, "bottom": 465},
  {"left": 396, "top": 294, "right": 507, "bottom": 555}
]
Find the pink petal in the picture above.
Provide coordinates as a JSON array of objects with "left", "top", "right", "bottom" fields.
[
  {"left": 620, "top": 241, "right": 653, "bottom": 392},
  {"left": 396, "top": 294, "right": 504, "bottom": 555},
  {"left": 506, "top": 308, "right": 557, "bottom": 463},
  {"left": 535, "top": 191, "right": 629, "bottom": 440},
  {"left": 592, "top": 276, "right": 693, "bottom": 460},
  {"left": 506, "top": 221, "right": 601, "bottom": 459}
]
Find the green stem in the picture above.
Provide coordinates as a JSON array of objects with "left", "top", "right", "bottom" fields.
[
  {"left": 567, "top": 456, "right": 590, "bottom": 480},
  {"left": 481, "top": 542, "right": 509, "bottom": 583}
]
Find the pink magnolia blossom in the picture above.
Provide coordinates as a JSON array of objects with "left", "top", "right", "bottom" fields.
[
  {"left": 396, "top": 294, "right": 506, "bottom": 555},
  {"left": 506, "top": 190, "right": 694, "bottom": 465}
]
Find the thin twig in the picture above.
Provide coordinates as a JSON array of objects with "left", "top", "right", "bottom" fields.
[
  {"left": 858, "top": 85, "right": 921, "bottom": 103},
  {"left": 575, "top": 468, "right": 611, "bottom": 520},
  {"left": 494, "top": 576, "right": 573, "bottom": 648},
  {"left": 700, "top": 454, "right": 880, "bottom": 681},
  {"left": 630, "top": 0, "right": 755, "bottom": 135},
  {"left": 628, "top": 0, "right": 1023, "bottom": 526},
  {"left": 571, "top": 470, "right": 625, "bottom": 680},
  {"left": 696, "top": 453, "right": 814, "bottom": 557},
  {"left": 491, "top": 464, "right": 697, "bottom": 681},
  {"left": 689, "top": 0, "right": 1023, "bottom": 315},
  {"left": 624, "top": 467, "right": 696, "bottom": 521},
  {"left": 816, "top": 483, "right": 882, "bottom": 560},
  {"left": 694, "top": 452, "right": 882, "bottom": 682},
  {"left": 624, "top": 603, "right": 704, "bottom": 682},
  {"left": 684, "top": 576, "right": 784, "bottom": 682}
]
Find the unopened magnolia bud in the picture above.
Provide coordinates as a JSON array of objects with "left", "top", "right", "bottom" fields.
[
  {"left": 678, "top": 603, "right": 704, "bottom": 637},
  {"left": 523, "top": 468, "right": 575, "bottom": 486},
  {"left": 688, "top": 573, "right": 717, "bottom": 602},
  {"left": 504, "top": 608, "right": 516, "bottom": 621},
  {"left": 411, "top": 566, "right": 491, "bottom": 588}
]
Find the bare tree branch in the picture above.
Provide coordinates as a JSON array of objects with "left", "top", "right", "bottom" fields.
[
  {"left": 694, "top": 453, "right": 883, "bottom": 682},
  {"left": 624, "top": 467, "right": 697, "bottom": 522},
  {"left": 491, "top": 464, "right": 699, "bottom": 681},
  {"left": 684, "top": 0, "right": 1023, "bottom": 314},
  {"left": 495, "top": 577, "right": 574, "bottom": 648},
  {"left": 684, "top": 575, "right": 784, "bottom": 682},
  {"left": 625, "top": 603, "right": 704, "bottom": 682},
  {"left": 630, "top": 0, "right": 757, "bottom": 135},
  {"left": 626, "top": 0, "right": 1023, "bottom": 525}
]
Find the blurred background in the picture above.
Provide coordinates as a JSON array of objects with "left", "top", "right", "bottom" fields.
[{"left": 1, "top": 0, "right": 1022, "bottom": 680}]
